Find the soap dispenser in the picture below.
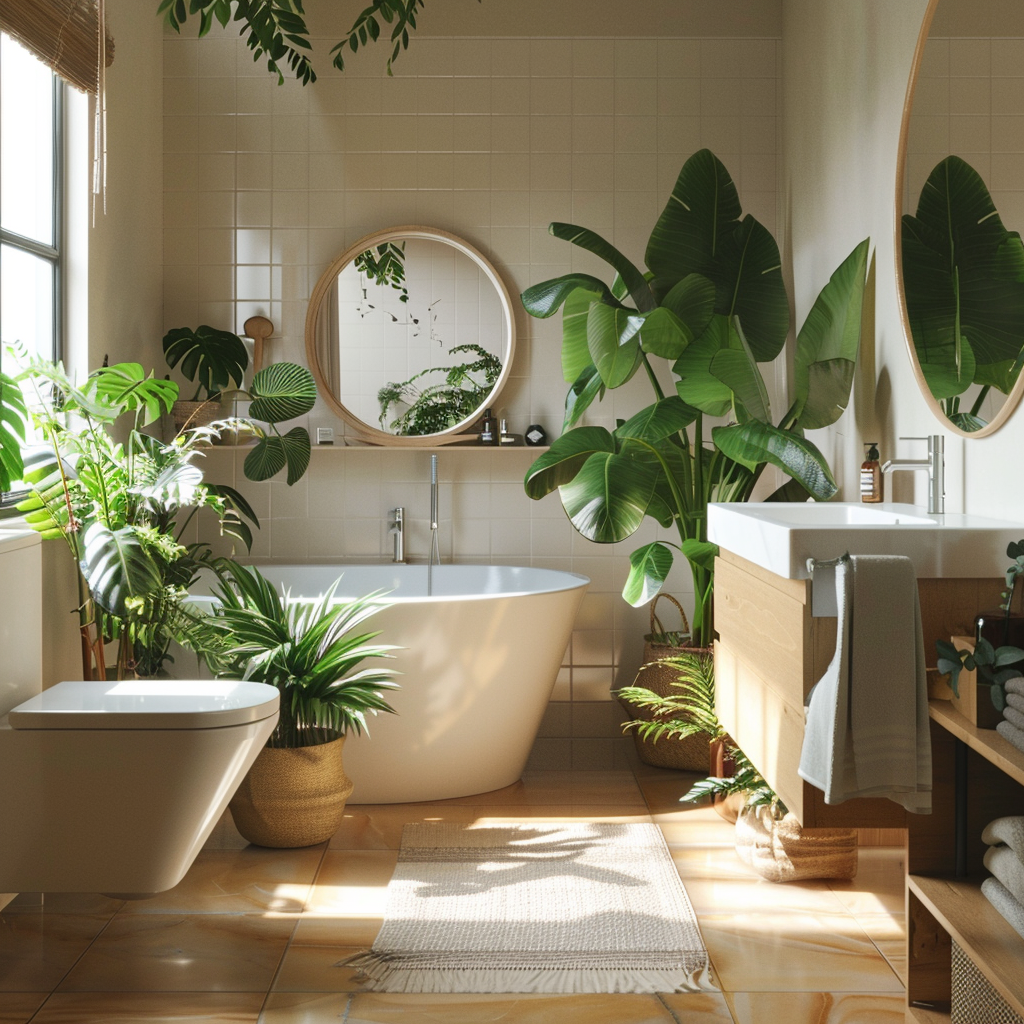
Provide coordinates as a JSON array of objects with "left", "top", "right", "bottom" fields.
[{"left": 860, "top": 442, "right": 882, "bottom": 503}]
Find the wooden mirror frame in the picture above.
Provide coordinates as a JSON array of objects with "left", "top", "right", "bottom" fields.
[
  {"left": 305, "top": 226, "right": 517, "bottom": 447},
  {"left": 895, "top": 0, "right": 1024, "bottom": 438}
]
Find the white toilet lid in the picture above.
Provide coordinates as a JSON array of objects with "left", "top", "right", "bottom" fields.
[{"left": 8, "top": 680, "right": 280, "bottom": 730}]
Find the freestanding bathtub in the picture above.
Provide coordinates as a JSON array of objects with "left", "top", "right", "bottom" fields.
[{"left": 253, "top": 564, "right": 589, "bottom": 804}]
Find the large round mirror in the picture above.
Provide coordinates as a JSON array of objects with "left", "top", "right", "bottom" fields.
[
  {"left": 896, "top": 0, "right": 1024, "bottom": 436},
  {"left": 306, "top": 226, "right": 516, "bottom": 446}
]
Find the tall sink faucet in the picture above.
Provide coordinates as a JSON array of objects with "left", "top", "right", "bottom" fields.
[
  {"left": 881, "top": 434, "right": 945, "bottom": 514},
  {"left": 389, "top": 506, "right": 405, "bottom": 563}
]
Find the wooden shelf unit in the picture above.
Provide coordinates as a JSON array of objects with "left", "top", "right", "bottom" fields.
[{"left": 906, "top": 701, "right": 1024, "bottom": 1021}]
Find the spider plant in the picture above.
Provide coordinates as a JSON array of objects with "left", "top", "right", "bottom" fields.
[{"left": 201, "top": 562, "right": 399, "bottom": 748}]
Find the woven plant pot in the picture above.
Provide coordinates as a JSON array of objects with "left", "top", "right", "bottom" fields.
[
  {"left": 170, "top": 398, "right": 223, "bottom": 435},
  {"left": 618, "top": 595, "right": 712, "bottom": 773},
  {"left": 735, "top": 803, "right": 858, "bottom": 883},
  {"left": 229, "top": 735, "right": 353, "bottom": 848}
]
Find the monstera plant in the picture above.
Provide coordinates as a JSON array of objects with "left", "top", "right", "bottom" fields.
[
  {"left": 522, "top": 149, "right": 870, "bottom": 647},
  {"left": 902, "top": 155, "right": 1024, "bottom": 432}
]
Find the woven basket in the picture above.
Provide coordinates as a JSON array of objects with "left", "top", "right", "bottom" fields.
[
  {"left": 735, "top": 804, "right": 858, "bottom": 883},
  {"left": 228, "top": 735, "right": 353, "bottom": 848},
  {"left": 619, "top": 595, "right": 712, "bottom": 773},
  {"left": 952, "top": 940, "right": 1023, "bottom": 1024}
]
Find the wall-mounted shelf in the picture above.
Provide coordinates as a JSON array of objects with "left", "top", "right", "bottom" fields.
[
  {"left": 906, "top": 700, "right": 1024, "bottom": 1021},
  {"left": 203, "top": 443, "right": 547, "bottom": 453}
]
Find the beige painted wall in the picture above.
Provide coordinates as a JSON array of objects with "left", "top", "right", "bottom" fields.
[{"left": 782, "top": 0, "right": 1024, "bottom": 526}]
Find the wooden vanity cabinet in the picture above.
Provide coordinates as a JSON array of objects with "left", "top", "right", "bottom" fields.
[{"left": 712, "top": 549, "right": 1003, "bottom": 826}]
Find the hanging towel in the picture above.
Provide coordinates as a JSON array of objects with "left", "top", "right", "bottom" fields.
[
  {"left": 981, "top": 877, "right": 1024, "bottom": 940},
  {"left": 982, "top": 817, "right": 1024, "bottom": 859},
  {"left": 984, "top": 845, "right": 1024, "bottom": 906},
  {"left": 798, "top": 555, "right": 931, "bottom": 813}
]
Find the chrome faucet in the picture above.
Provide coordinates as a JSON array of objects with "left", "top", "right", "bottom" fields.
[
  {"left": 881, "top": 435, "right": 945, "bottom": 514},
  {"left": 428, "top": 454, "right": 440, "bottom": 567},
  {"left": 389, "top": 506, "right": 405, "bottom": 563}
]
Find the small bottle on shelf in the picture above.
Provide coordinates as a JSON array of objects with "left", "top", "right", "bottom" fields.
[
  {"left": 479, "top": 408, "right": 497, "bottom": 445},
  {"left": 860, "top": 442, "right": 882, "bottom": 503}
]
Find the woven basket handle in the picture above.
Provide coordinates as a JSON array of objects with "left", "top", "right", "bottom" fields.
[{"left": 649, "top": 593, "right": 690, "bottom": 641}]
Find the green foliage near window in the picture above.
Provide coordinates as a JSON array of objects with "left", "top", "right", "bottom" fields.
[
  {"left": 355, "top": 241, "right": 409, "bottom": 303},
  {"left": 0, "top": 372, "right": 26, "bottom": 492},
  {"left": 902, "top": 155, "right": 1024, "bottom": 432},
  {"left": 159, "top": 0, "right": 482, "bottom": 84},
  {"left": 200, "top": 561, "right": 399, "bottom": 748},
  {"left": 3, "top": 353, "right": 258, "bottom": 680},
  {"left": 522, "top": 149, "right": 870, "bottom": 647},
  {"left": 377, "top": 343, "right": 501, "bottom": 435}
]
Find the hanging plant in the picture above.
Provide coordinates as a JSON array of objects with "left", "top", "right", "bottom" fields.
[{"left": 356, "top": 241, "right": 409, "bottom": 303}]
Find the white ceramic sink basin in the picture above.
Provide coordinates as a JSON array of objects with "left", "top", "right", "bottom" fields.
[{"left": 707, "top": 502, "right": 1024, "bottom": 580}]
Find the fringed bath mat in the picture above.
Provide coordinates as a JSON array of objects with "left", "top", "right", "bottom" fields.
[{"left": 347, "top": 821, "right": 708, "bottom": 994}]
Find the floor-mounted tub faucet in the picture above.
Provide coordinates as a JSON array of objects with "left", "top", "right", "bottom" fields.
[
  {"left": 881, "top": 434, "right": 945, "bottom": 514},
  {"left": 429, "top": 454, "right": 441, "bottom": 567},
  {"left": 389, "top": 506, "right": 405, "bottom": 563}
]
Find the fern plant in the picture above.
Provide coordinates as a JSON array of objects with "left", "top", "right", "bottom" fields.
[
  {"left": 201, "top": 562, "right": 400, "bottom": 748},
  {"left": 615, "top": 650, "right": 784, "bottom": 814}
]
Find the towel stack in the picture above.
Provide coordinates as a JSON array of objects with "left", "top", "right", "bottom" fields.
[
  {"left": 981, "top": 816, "right": 1024, "bottom": 939},
  {"left": 996, "top": 678, "right": 1024, "bottom": 754}
]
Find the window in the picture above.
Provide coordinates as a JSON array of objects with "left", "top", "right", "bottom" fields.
[{"left": 1, "top": 31, "right": 64, "bottom": 366}]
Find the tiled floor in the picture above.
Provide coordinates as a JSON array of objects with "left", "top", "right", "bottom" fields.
[{"left": 0, "top": 766, "right": 906, "bottom": 1022}]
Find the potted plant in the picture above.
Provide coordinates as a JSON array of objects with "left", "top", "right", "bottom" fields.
[
  {"left": 162, "top": 324, "right": 250, "bottom": 433},
  {"left": 520, "top": 148, "right": 870, "bottom": 650},
  {"left": 199, "top": 561, "right": 399, "bottom": 848}
]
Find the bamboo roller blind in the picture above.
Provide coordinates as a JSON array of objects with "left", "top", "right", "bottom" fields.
[{"left": 0, "top": 0, "right": 114, "bottom": 94}]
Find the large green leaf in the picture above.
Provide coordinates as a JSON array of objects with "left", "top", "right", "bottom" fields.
[
  {"left": 79, "top": 522, "right": 163, "bottom": 618},
  {"left": 712, "top": 421, "right": 838, "bottom": 500},
  {"left": 587, "top": 303, "right": 645, "bottom": 388},
  {"left": 646, "top": 149, "right": 742, "bottom": 295},
  {"left": 623, "top": 542, "right": 674, "bottom": 606},
  {"left": 249, "top": 362, "right": 317, "bottom": 423},
  {"left": 661, "top": 273, "right": 716, "bottom": 339},
  {"left": 709, "top": 319, "right": 770, "bottom": 423},
  {"left": 87, "top": 363, "right": 178, "bottom": 426},
  {"left": 244, "top": 435, "right": 287, "bottom": 481},
  {"left": 902, "top": 156, "right": 1024, "bottom": 399},
  {"left": 162, "top": 325, "right": 249, "bottom": 398},
  {"left": 615, "top": 397, "right": 696, "bottom": 444},
  {"left": 280, "top": 425, "right": 312, "bottom": 486},
  {"left": 793, "top": 238, "right": 869, "bottom": 428},
  {"left": 549, "top": 223, "right": 655, "bottom": 312},
  {"left": 0, "top": 373, "right": 26, "bottom": 491},
  {"left": 563, "top": 364, "right": 605, "bottom": 430},
  {"left": 524, "top": 426, "right": 616, "bottom": 499},
  {"left": 673, "top": 314, "right": 737, "bottom": 417},
  {"left": 562, "top": 286, "right": 602, "bottom": 384},
  {"left": 559, "top": 451, "right": 658, "bottom": 542},
  {"left": 680, "top": 538, "right": 719, "bottom": 573},
  {"left": 638, "top": 307, "right": 691, "bottom": 360},
  {"left": 520, "top": 274, "right": 623, "bottom": 319}
]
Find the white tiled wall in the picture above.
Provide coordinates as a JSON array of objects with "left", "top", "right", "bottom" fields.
[{"left": 166, "top": 28, "right": 781, "bottom": 769}]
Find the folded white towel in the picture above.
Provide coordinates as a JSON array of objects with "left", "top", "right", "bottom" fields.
[
  {"left": 798, "top": 555, "right": 931, "bottom": 812},
  {"left": 1006, "top": 692, "right": 1024, "bottom": 713},
  {"left": 1006, "top": 676, "right": 1024, "bottom": 696},
  {"left": 1005, "top": 705, "right": 1024, "bottom": 732},
  {"left": 997, "top": 719, "right": 1024, "bottom": 757},
  {"left": 982, "top": 876, "right": 1024, "bottom": 940},
  {"left": 982, "top": 816, "right": 1024, "bottom": 857},
  {"left": 985, "top": 845, "right": 1024, "bottom": 905}
]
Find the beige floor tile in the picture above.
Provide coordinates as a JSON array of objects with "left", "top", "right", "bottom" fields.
[
  {"left": 271, "top": 944, "right": 371, "bottom": 992},
  {"left": 258, "top": 992, "right": 351, "bottom": 1022},
  {"left": 469, "top": 805, "right": 653, "bottom": 824},
  {"left": 827, "top": 849, "right": 906, "bottom": 916},
  {"left": 55, "top": 914, "right": 296, "bottom": 992},
  {"left": 659, "top": 990, "right": 746, "bottom": 1022},
  {"left": 725, "top": 991, "right": 906, "bottom": 1023},
  {"left": 656, "top": 817, "right": 739, "bottom": 848},
  {"left": 344, "top": 992, "right": 682, "bottom": 1023},
  {"left": 117, "top": 847, "right": 325, "bottom": 915},
  {"left": 0, "top": 992, "right": 48, "bottom": 1023},
  {"left": 0, "top": 913, "right": 110, "bottom": 992},
  {"left": 289, "top": 915, "right": 383, "bottom": 948},
  {"left": 3, "top": 893, "right": 124, "bottom": 917},
  {"left": 636, "top": 770, "right": 708, "bottom": 813},
  {"left": 683, "top": 875, "right": 853, "bottom": 917},
  {"left": 329, "top": 804, "right": 482, "bottom": 850},
  {"left": 667, "top": 846, "right": 757, "bottom": 882},
  {"left": 203, "top": 811, "right": 253, "bottom": 851},
  {"left": 29, "top": 991, "right": 265, "bottom": 1022},
  {"left": 699, "top": 911, "right": 904, "bottom": 993}
]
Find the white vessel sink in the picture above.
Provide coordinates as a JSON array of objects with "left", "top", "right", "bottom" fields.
[{"left": 707, "top": 502, "right": 1024, "bottom": 580}]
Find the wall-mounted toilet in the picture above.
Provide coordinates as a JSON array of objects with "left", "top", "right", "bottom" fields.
[{"left": 0, "top": 679, "right": 279, "bottom": 895}]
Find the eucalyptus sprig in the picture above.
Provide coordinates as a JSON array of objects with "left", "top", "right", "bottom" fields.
[{"left": 937, "top": 636, "right": 1024, "bottom": 711}]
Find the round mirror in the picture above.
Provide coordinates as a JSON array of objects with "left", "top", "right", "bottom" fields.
[
  {"left": 306, "top": 226, "right": 516, "bottom": 446},
  {"left": 896, "top": 0, "right": 1024, "bottom": 437}
]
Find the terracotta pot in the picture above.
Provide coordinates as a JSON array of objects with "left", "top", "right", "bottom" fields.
[
  {"left": 228, "top": 735, "right": 353, "bottom": 848},
  {"left": 709, "top": 735, "right": 745, "bottom": 823}
]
